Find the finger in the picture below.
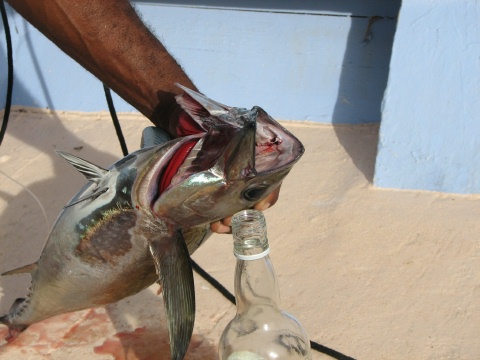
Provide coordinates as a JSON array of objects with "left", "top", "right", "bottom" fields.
[
  {"left": 221, "top": 216, "right": 232, "bottom": 227},
  {"left": 210, "top": 220, "right": 231, "bottom": 234},
  {"left": 254, "top": 184, "right": 281, "bottom": 211}
]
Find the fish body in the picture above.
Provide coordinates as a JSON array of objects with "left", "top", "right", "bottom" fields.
[{"left": 0, "top": 85, "right": 304, "bottom": 359}]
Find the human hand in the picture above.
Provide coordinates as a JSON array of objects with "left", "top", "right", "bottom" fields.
[{"left": 210, "top": 185, "right": 282, "bottom": 234}]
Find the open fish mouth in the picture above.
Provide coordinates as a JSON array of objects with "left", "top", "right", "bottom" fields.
[
  {"left": 154, "top": 109, "right": 303, "bottom": 196},
  {"left": 252, "top": 107, "right": 304, "bottom": 175},
  {"left": 132, "top": 85, "right": 305, "bottom": 221},
  {"left": 159, "top": 86, "right": 304, "bottom": 186}
]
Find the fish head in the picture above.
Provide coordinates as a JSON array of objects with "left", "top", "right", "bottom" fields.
[{"left": 134, "top": 85, "right": 304, "bottom": 227}]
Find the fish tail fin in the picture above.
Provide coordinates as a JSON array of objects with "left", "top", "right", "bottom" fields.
[{"left": 0, "top": 298, "right": 28, "bottom": 338}]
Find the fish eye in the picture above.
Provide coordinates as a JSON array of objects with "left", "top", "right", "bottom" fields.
[{"left": 242, "top": 185, "right": 269, "bottom": 202}]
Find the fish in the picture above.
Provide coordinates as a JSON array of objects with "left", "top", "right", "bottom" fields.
[{"left": 0, "top": 84, "right": 304, "bottom": 359}]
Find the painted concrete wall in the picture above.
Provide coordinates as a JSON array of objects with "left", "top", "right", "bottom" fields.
[
  {"left": 2, "top": 1, "right": 478, "bottom": 194},
  {"left": 374, "top": 0, "right": 480, "bottom": 194},
  {"left": 0, "top": 1, "right": 399, "bottom": 123}
]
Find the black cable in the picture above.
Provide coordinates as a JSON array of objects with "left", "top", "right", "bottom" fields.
[
  {"left": 310, "top": 342, "right": 356, "bottom": 360},
  {"left": 0, "top": 0, "right": 13, "bottom": 147},
  {"left": 191, "top": 259, "right": 236, "bottom": 304},
  {"left": 103, "top": 84, "right": 128, "bottom": 156}
]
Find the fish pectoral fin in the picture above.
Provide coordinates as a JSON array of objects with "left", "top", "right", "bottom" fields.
[
  {"left": 56, "top": 150, "right": 108, "bottom": 184},
  {"left": 149, "top": 230, "right": 195, "bottom": 360},
  {"left": 1, "top": 262, "right": 37, "bottom": 276},
  {"left": 63, "top": 187, "right": 109, "bottom": 208}
]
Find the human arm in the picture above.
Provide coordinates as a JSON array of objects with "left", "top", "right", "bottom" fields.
[{"left": 6, "top": 0, "right": 194, "bottom": 137}]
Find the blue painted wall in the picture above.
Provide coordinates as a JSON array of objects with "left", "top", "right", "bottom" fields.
[
  {"left": 4, "top": 1, "right": 478, "bottom": 194},
  {"left": 374, "top": 0, "right": 480, "bottom": 194},
  {"left": 0, "top": 1, "right": 399, "bottom": 123}
]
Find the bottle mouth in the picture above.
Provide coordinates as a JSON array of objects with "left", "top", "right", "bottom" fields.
[
  {"left": 232, "top": 210, "right": 270, "bottom": 260},
  {"left": 232, "top": 208, "right": 264, "bottom": 221}
]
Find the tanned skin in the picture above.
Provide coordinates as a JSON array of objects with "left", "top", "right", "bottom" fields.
[{"left": 6, "top": 0, "right": 280, "bottom": 232}]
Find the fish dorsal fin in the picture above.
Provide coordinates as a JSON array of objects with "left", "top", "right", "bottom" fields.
[
  {"left": 1, "top": 262, "right": 37, "bottom": 276},
  {"left": 175, "top": 83, "right": 230, "bottom": 117},
  {"left": 56, "top": 150, "right": 108, "bottom": 184}
]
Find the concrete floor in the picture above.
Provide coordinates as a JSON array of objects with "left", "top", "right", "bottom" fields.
[{"left": 0, "top": 109, "right": 479, "bottom": 359}]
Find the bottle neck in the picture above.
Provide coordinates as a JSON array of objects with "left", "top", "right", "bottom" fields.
[
  {"left": 234, "top": 255, "right": 281, "bottom": 314},
  {"left": 231, "top": 210, "right": 281, "bottom": 314},
  {"left": 232, "top": 210, "right": 269, "bottom": 258}
]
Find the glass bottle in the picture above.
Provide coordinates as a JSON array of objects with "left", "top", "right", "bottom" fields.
[{"left": 218, "top": 210, "right": 311, "bottom": 360}]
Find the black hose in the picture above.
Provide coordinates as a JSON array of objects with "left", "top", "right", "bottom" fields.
[
  {"left": 103, "top": 84, "right": 128, "bottom": 156},
  {"left": 0, "top": 0, "right": 14, "bottom": 146}
]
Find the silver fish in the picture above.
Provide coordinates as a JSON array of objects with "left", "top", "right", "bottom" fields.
[{"left": 0, "top": 85, "right": 304, "bottom": 359}]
